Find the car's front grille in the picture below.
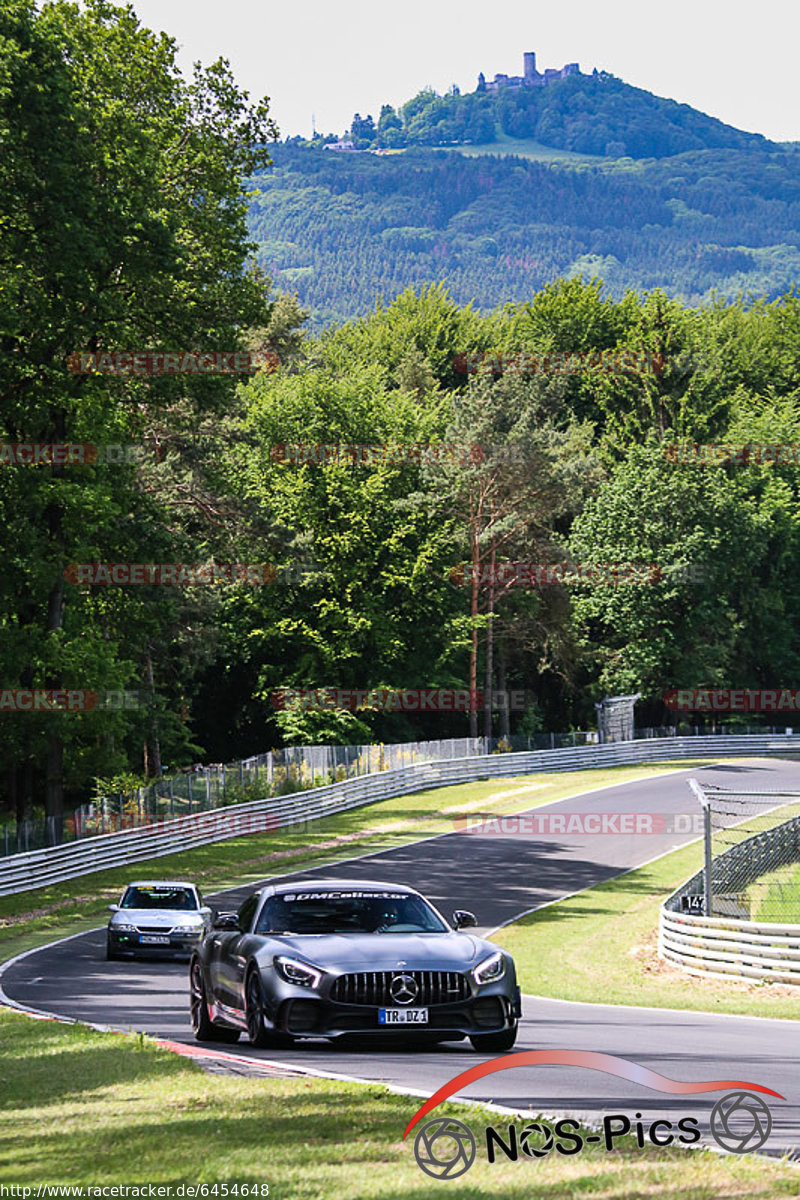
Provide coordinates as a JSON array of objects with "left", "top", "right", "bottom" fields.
[
  {"left": 136, "top": 925, "right": 173, "bottom": 934},
  {"left": 330, "top": 970, "right": 470, "bottom": 1006}
]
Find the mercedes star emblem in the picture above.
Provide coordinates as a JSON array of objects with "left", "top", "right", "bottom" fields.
[{"left": 389, "top": 973, "right": 419, "bottom": 1004}]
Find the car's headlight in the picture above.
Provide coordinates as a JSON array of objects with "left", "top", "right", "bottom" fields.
[
  {"left": 274, "top": 955, "right": 323, "bottom": 988},
  {"left": 113, "top": 922, "right": 137, "bottom": 933},
  {"left": 472, "top": 951, "right": 505, "bottom": 985},
  {"left": 172, "top": 925, "right": 202, "bottom": 935}
]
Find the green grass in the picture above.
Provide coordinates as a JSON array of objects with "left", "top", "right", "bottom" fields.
[
  {"left": 430, "top": 134, "right": 607, "bottom": 164},
  {"left": 712, "top": 802, "right": 800, "bottom": 857},
  {"left": 0, "top": 761, "right": 712, "bottom": 962},
  {"left": 1, "top": 1008, "right": 798, "bottom": 1195},
  {"left": 493, "top": 839, "right": 800, "bottom": 1019},
  {"left": 748, "top": 862, "right": 800, "bottom": 923}
]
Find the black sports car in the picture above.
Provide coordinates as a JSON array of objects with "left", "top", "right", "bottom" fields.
[{"left": 189, "top": 879, "right": 520, "bottom": 1051}]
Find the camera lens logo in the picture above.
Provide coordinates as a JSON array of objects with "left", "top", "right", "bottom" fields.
[
  {"left": 710, "top": 1091, "right": 772, "bottom": 1153},
  {"left": 413, "top": 1117, "right": 476, "bottom": 1180},
  {"left": 519, "top": 1121, "right": 555, "bottom": 1158}
]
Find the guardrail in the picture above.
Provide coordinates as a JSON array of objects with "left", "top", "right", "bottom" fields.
[
  {"left": 658, "top": 909, "right": 800, "bottom": 986},
  {"left": 4, "top": 733, "right": 800, "bottom": 897},
  {"left": 659, "top": 806, "right": 800, "bottom": 986}
]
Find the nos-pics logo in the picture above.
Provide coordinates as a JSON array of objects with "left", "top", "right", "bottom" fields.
[{"left": 403, "top": 1050, "right": 782, "bottom": 1179}]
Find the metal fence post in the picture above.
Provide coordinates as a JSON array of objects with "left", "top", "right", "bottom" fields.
[
  {"left": 689, "top": 778, "right": 713, "bottom": 918},
  {"left": 703, "top": 802, "right": 713, "bottom": 918}
]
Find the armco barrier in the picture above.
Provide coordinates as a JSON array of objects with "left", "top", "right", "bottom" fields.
[
  {"left": 659, "top": 809, "right": 800, "bottom": 986},
  {"left": 3, "top": 733, "right": 800, "bottom": 897},
  {"left": 658, "top": 910, "right": 800, "bottom": 986}
]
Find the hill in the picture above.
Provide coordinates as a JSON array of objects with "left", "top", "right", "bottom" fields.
[
  {"left": 310, "top": 70, "right": 775, "bottom": 160},
  {"left": 248, "top": 142, "right": 800, "bottom": 328}
]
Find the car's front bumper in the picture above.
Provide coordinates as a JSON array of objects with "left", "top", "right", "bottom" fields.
[
  {"left": 271, "top": 986, "right": 520, "bottom": 1039},
  {"left": 108, "top": 928, "right": 204, "bottom": 956}
]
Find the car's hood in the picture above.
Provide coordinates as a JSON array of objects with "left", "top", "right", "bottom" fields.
[
  {"left": 256, "top": 931, "right": 496, "bottom": 970},
  {"left": 111, "top": 909, "right": 202, "bottom": 927}
]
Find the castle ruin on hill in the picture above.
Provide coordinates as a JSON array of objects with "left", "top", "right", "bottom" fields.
[{"left": 477, "top": 51, "right": 586, "bottom": 93}]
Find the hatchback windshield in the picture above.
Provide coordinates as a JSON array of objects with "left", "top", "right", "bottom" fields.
[
  {"left": 121, "top": 886, "right": 197, "bottom": 910},
  {"left": 255, "top": 890, "right": 447, "bottom": 935}
]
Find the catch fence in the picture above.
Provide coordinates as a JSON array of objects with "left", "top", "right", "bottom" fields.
[
  {"left": 2, "top": 724, "right": 798, "bottom": 858},
  {"left": 5, "top": 732, "right": 800, "bottom": 896},
  {"left": 660, "top": 779, "right": 800, "bottom": 985}
]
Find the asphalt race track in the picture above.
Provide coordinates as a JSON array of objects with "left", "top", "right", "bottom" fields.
[{"left": 3, "top": 760, "right": 800, "bottom": 1159}]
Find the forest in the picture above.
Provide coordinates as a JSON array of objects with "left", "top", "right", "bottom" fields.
[
  {"left": 250, "top": 143, "right": 800, "bottom": 328},
  {"left": 2, "top": 0, "right": 800, "bottom": 834}
]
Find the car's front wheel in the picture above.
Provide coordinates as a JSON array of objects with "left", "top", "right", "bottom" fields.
[
  {"left": 190, "top": 958, "right": 240, "bottom": 1044},
  {"left": 245, "top": 968, "right": 293, "bottom": 1049},
  {"left": 105, "top": 935, "right": 121, "bottom": 961},
  {"left": 469, "top": 1023, "right": 518, "bottom": 1053}
]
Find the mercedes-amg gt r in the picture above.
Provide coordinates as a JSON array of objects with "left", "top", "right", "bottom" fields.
[{"left": 189, "top": 879, "right": 520, "bottom": 1051}]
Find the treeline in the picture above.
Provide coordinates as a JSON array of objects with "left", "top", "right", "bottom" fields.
[
  {"left": 2, "top": 1, "right": 800, "bottom": 835},
  {"left": 308, "top": 72, "right": 773, "bottom": 159},
  {"left": 249, "top": 144, "right": 800, "bottom": 329}
]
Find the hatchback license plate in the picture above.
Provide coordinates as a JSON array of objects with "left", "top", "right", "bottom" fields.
[
  {"left": 140, "top": 935, "right": 170, "bottom": 945},
  {"left": 378, "top": 1008, "right": 428, "bottom": 1025}
]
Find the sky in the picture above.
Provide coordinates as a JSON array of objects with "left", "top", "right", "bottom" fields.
[{"left": 130, "top": 0, "right": 799, "bottom": 143}]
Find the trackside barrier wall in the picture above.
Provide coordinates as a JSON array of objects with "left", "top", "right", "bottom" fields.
[
  {"left": 659, "top": 812, "right": 800, "bottom": 986},
  {"left": 4, "top": 733, "right": 800, "bottom": 897}
]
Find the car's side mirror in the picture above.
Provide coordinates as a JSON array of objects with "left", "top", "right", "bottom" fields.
[
  {"left": 453, "top": 909, "right": 478, "bottom": 929},
  {"left": 213, "top": 912, "right": 239, "bottom": 931},
  {"left": 199, "top": 906, "right": 212, "bottom": 917},
  {"left": 107, "top": 904, "right": 119, "bottom": 912}
]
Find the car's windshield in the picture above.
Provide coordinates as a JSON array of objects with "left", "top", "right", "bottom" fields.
[
  {"left": 255, "top": 890, "right": 447, "bottom": 935},
  {"left": 120, "top": 886, "right": 197, "bottom": 911}
]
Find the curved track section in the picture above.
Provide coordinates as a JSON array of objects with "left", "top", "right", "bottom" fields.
[{"left": 3, "top": 761, "right": 799, "bottom": 1158}]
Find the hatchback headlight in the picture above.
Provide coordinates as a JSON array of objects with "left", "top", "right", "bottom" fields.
[
  {"left": 113, "top": 922, "right": 137, "bottom": 933},
  {"left": 172, "top": 925, "right": 202, "bottom": 935},
  {"left": 472, "top": 951, "right": 505, "bottom": 985},
  {"left": 274, "top": 955, "right": 322, "bottom": 988}
]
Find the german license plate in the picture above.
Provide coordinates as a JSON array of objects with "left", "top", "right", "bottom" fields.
[
  {"left": 140, "top": 935, "right": 170, "bottom": 945},
  {"left": 378, "top": 1008, "right": 428, "bottom": 1025}
]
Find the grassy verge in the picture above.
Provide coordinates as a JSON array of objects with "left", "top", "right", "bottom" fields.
[
  {"left": 493, "top": 840, "right": 800, "bottom": 1020},
  {"left": 433, "top": 133, "right": 607, "bottom": 164},
  {"left": 0, "top": 761, "right": 711, "bottom": 962},
  {"left": 749, "top": 862, "right": 800, "bottom": 923},
  {"left": 0, "top": 1008, "right": 797, "bottom": 1196}
]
